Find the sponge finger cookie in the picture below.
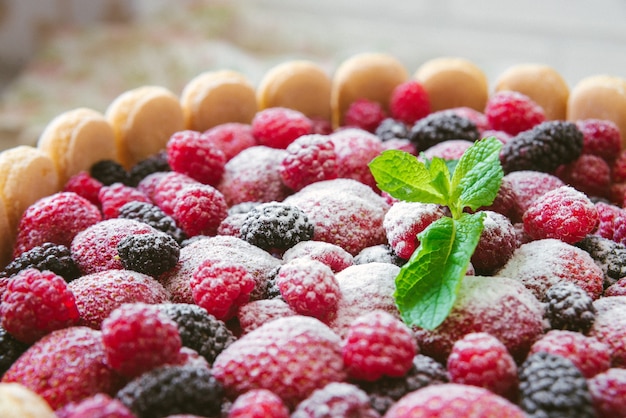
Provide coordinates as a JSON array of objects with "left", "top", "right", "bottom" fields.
[{"left": 0, "top": 196, "right": 12, "bottom": 268}]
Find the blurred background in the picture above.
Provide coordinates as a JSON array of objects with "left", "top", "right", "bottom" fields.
[{"left": 1, "top": 0, "right": 625, "bottom": 150}]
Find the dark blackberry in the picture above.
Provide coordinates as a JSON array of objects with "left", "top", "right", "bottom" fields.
[
  {"left": 116, "top": 364, "right": 224, "bottom": 418},
  {"left": 128, "top": 151, "right": 171, "bottom": 187},
  {"left": 408, "top": 113, "right": 479, "bottom": 152},
  {"left": 354, "top": 244, "right": 406, "bottom": 267},
  {"left": 90, "top": 159, "right": 129, "bottom": 186},
  {"left": 157, "top": 303, "right": 236, "bottom": 364},
  {"left": 500, "top": 120, "right": 584, "bottom": 174},
  {"left": 3, "top": 242, "right": 80, "bottom": 282},
  {"left": 357, "top": 354, "right": 449, "bottom": 415},
  {"left": 239, "top": 202, "right": 314, "bottom": 251},
  {"left": 543, "top": 282, "right": 596, "bottom": 333},
  {"left": 262, "top": 265, "right": 283, "bottom": 300},
  {"left": 575, "top": 234, "right": 626, "bottom": 288},
  {"left": 116, "top": 232, "right": 180, "bottom": 277},
  {"left": 118, "top": 201, "right": 187, "bottom": 244},
  {"left": 375, "top": 118, "right": 409, "bottom": 142},
  {"left": 0, "top": 325, "right": 29, "bottom": 378},
  {"left": 518, "top": 352, "right": 595, "bottom": 418}
]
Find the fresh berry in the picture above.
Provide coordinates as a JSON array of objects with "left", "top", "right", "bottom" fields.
[
  {"left": 420, "top": 139, "right": 473, "bottom": 160},
  {"left": 593, "top": 201, "right": 624, "bottom": 240},
  {"left": 482, "top": 128, "right": 513, "bottom": 144},
  {"left": 484, "top": 90, "right": 546, "bottom": 135},
  {"left": 281, "top": 240, "right": 354, "bottom": 273},
  {"left": 118, "top": 201, "right": 186, "bottom": 244},
  {"left": 588, "top": 296, "right": 626, "bottom": 367},
  {"left": 518, "top": 351, "right": 595, "bottom": 418},
  {"left": 556, "top": 154, "right": 612, "bottom": 198},
  {"left": 329, "top": 128, "right": 384, "bottom": 190},
  {"left": 470, "top": 210, "right": 517, "bottom": 275},
  {"left": 577, "top": 235, "right": 626, "bottom": 288},
  {"left": 117, "top": 232, "right": 180, "bottom": 277},
  {"left": 343, "top": 98, "right": 387, "bottom": 132},
  {"left": 440, "top": 106, "right": 491, "bottom": 133},
  {"left": 0, "top": 268, "right": 79, "bottom": 343},
  {"left": 409, "top": 112, "right": 480, "bottom": 153},
  {"left": 291, "top": 382, "right": 380, "bottom": 418},
  {"left": 0, "top": 326, "right": 29, "bottom": 377},
  {"left": 63, "top": 171, "right": 103, "bottom": 206},
  {"left": 543, "top": 281, "right": 597, "bottom": 333},
  {"left": 3, "top": 242, "right": 80, "bottom": 282},
  {"left": 310, "top": 116, "right": 333, "bottom": 135},
  {"left": 90, "top": 159, "right": 129, "bottom": 186},
  {"left": 375, "top": 118, "right": 410, "bottom": 142},
  {"left": 228, "top": 388, "right": 290, "bottom": 418},
  {"left": 279, "top": 134, "right": 338, "bottom": 191},
  {"left": 353, "top": 244, "right": 405, "bottom": 266},
  {"left": 236, "top": 299, "right": 297, "bottom": 335},
  {"left": 587, "top": 368, "right": 626, "bottom": 418},
  {"left": 203, "top": 122, "right": 257, "bottom": 161},
  {"left": 150, "top": 171, "right": 199, "bottom": 215},
  {"left": 504, "top": 170, "right": 565, "bottom": 214},
  {"left": 612, "top": 149, "right": 626, "bottom": 183},
  {"left": 101, "top": 303, "right": 182, "bottom": 378},
  {"left": 56, "top": 393, "right": 135, "bottom": 418},
  {"left": 605, "top": 277, "right": 626, "bottom": 296},
  {"left": 98, "top": 182, "right": 152, "bottom": 219},
  {"left": 166, "top": 130, "right": 226, "bottom": 186},
  {"left": 170, "top": 184, "right": 228, "bottom": 237},
  {"left": 127, "top": 151, "right": 171, "bottom": 187},
  {"left": 390, "top": 80, "right": 430, "bottom": 124},
  {"left": 576, "top": 118, "right": 622, "bottom": 162},
  {"left": 252, "top": 107, "right": 313, "bottom": 149}
]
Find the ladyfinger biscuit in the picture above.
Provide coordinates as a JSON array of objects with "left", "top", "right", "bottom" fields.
[
  {"left": 0, "top": 196, "right": 12, "bottom": 268},
  {"left": 0, "top": 383, "right": 56, "bottom": 418}
]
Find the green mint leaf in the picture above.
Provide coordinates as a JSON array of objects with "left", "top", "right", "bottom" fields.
[
  {"left": 424, "top": 156, "right": 451, "bottom": 203},
  {"left": 394, "top": 212, "right": 486, "bottom": 330}
]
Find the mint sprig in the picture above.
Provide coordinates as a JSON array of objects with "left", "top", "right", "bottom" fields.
[{"left": 369, "top": 137, "right": 503, "bottom": 330}]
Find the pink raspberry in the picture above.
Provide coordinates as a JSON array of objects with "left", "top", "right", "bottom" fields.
[
  {"left": 482, "top": 129, "right": 513, "bottom": 144},
  {"left": 166, "top": 130, "right": 226, "bottom": 186},
  {"left": 477, "top": 177, "right": 523, "bottom": 223},
  {"left": 594, "top": 201, "right": 625, "bottom": 240},
  {"left": 310, "top": 116, "right": 333, "bottom": 135},
  {"left": 217, "top": 212, "right": 247, "bottom": 237},
  {"left": 189, "top": 259, "right": 256, "bottom": 321},
  {"left": 0, "top": 268, "right": 80, "bottom": 343},
  {"left": 588, "top": 368, "right": 626, "bottom": 418},
  {"left": 471, "top": 210, "right": 517, "bottom": 275},
  {"left": 612, "top": 149, "right": 626, "bottom": 183},
  {"left": 614, "top": 213, "right": 626, "bottom": 245},
  {"left": 282, "top": 240, "right": 354, "bottom": 273},
  {"left": 605, "top": 277, "right": 626, "bottom": 296},
  {"left": 228, "top": 389, "right": 290, "bottom": 418},
  {"left": 484, "top": 90, "right": 546, "bottom": 135},
  {"left": 62, "top": 171, "right": 103, "bottom": 207},
  {"left": 279, "top": 134, "right": 338, "bottom": 191},
  {"left": 382, "top": 137, "right": 417, "bottom": 154},
  {"left": 589, "top": 296, "right": 626, "bottom": 367},
  {"left": 555, "top": 154, "right": 612, "bottom": 199},
  {"left": 576, "top": 118, "right": 622, "bottom": 162},
  {"left": 420, "top": 139, "right": 473, "bottom": 161},
  {"left": 56, "top": 393, "right": 135, "bottom": 418},
  {"left": 170, "top": 184, "right": 228, "bottom": 237},
  {"left": 447, "top": 332, "right": 519, "bottom": 400},
  {"left": 237, "top": 299, "right": 297, "bottom": 335},
  {"left": 98, "top": 182, "right": 151, "bottom": 219},
  {"left": 329, "top": 128, "right": 384, "bottom": 190},
  {"left": 136, "top": 171, "right": 170, "bottom": 201},
  {"left": 151, "top": 171, "right": 199, "bottom": 216},
  {"left": 504, "top": 170, "right": 565, "bottom": 214},
  {"left": 390, "top": 80, "right": 431, "bottom": 124},
  {"left": 292, "top": 382, "right": 380, "bottom": 418},
  {"left": 203, "top": 122, "right": 257, "bottom": 161},
  {"left": 252, "top": 107, "right": 313, "bottom": 149},
  {"left": 343, "top": 98, "right": 387, "bottom": 132}
]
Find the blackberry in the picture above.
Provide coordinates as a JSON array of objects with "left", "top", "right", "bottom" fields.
[
  {"left": 90, "top": 159, "right": 129, "bottom": 186},
  {"left": 375, "top": 118, "right": 409, "bottom": 142},
  {"left": 357, "top": 354, "right": 449, "bottom": 415},
  {"left": 543, "top": 282, "right": 596, "bottom": 333},
  {"left": 3, "top": 242, "right": 80, "bottom": 282},
  {"left": 576, "top": 234, "right": 626, "bottom": 288},
  {"left": 500, "top": 120, "right": 584, "bottom": 174},
  {"left": 128, "top": 151, "right": 171, "bottom": 187},
  {"left": 118, "top": 201, "right": 186, "bottom": 244},
  {"left": 116, "top": 364, "right": 224, "bottom": 418},
  {"left": 157, "top": 303, "right": 236, "bottom": 364},
  {"left": 0, "top": 326, "right": 29, "bottom": 378},
  {"left": 518, "top": 352, "right": 595, "bottom": 418},
  {"left": 408, "top": 113, "right": 479, "bottom": 152},
  {"left": 354, "top": 244, "right": 406, "bottom": 267},
  {"left": 240, "top": 202, "right": 314, "bottom": 251},
  {"left": 116, "top": 232, "right": 180, "bottom": 277},
  {"left": 262, "top": 265, "right": 283, "bottom": 300}
]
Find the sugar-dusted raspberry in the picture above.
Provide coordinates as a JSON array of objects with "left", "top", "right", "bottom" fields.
[
  {"left": 612, "top": 149, "right": 626, "bottom": 183},
  {"left": 56, "top": 393, "right": 135, "bottom": 418},
  {"left": 470, "top": 210, "right": 517, "bottom": 275},
  {"left": 212, "top": 315, "right": 346, "bottom": 407},
  {"left": 62, "top": 171, "right": 103, "bottom": 206},
  {"left": 523, "top": 185, "right": 599, "bottom": 244},
  {"left": 203, "top": 122, "right": 257, "bottom": 161},
  {"left": 252, "top": 107, "right": 313, "bottom": 149},
  {"left": 167, "top": 130, "right": 226, "bottom": 186},
  {"left": 476, "top": 177, "right": 523, "bottom": 223},
  {"left": 382, "top": 137, "right": 417, "bottom": 154},
  {"left": 593, "top": 201, "right": 624, "bottom": 240},
  {"left": 385, "top": 383, "right": 525, "bottom": 417},
  {"left": 354, "top": 244, "right": 406, "bottom": 267},
  {"left": 170, "top": 184, "right": 228, "bottom": 237},
  {"left": 543, "top": 281, "right": 597, "bottom": 333},
  {"left": 292, "top": 382, "right": 380, "bottom": 418},
  {"left": 190, "top": 259, "right": 256, "bottom": 321},
  {"left": 556, "top": 154, "right": 612, "bottom": 198},
  {"left": 504, "top": 170, "right": 565, "bottom": 214},
  {"left": 390, "top": 80, "right": 430, "bottom": 125},
  {"left": 576, "top": 118, "right": 622, "bottom": 162},
  {"left": 279, "top": 133, "right": 338, "bottom": 191},
  {"left": 117, "top": 232, "right": 180, "bottom": 277},
  {"left": 90, "top": 159, "right": 129, "bottom": 186},
  {"left": 0, "top": 326, "right": 29, "bottom": 377},
  {"left": 484, "top": 90, "right": 546, "bottom": 136},
  {"left": 98, "top": 182, "right": 152, "bottom": 219},
  {"left": 342, "top": 310, "right": 417, "bottom": 382},
  {"left": 343, "top": 98, "right": 387, "bottom": 132},
  {"left": 237, "top": 299, "right": 297, "bottom": 335},
  {"left": 13, "top": 191, "right": 102, "bottom": 257},
  {"left": 229, "top": 388, "right": 289, "bottom": 418},
  {"left": 217, "top": 212, "right": 246, "bottom": 237},
  {"left": 482, "top": 128, "right": 513, "bottom": 144},
  {"left": 375, "top": 117, "right": 410, "bottom": 142},
  {"left": 420, "top": 139, "right": 473, "bottom": 161},
  {"left": 329, "top": 128, "right": 384, "bottom": 190},
  {"left": 3, "top": 242, "right": 80, "bottom": 282},
  {"left": 383, "top": 201, "right": 447, "bottom": 260},
  {"left": 446, "top": 332, "right": 518, "bottom": 400},
  {"left": 151, "top": 171, "right": 199, "bottom": 216},
  {"left": 605, "top": 277, "right": 626, "bottom": 296},
  {"left": 613, "top": 213, "right": 626, "bottom": 247},
  {"left": 118, "top": 200, "right": 187, "bottom": 244},
  {"left": 282, "top": 240, "right": 354, "bottom": 273},
  {"left": 69, "top": 269, "right": 169, "bottom": 329},
  {"left": 0, "top": 268, "right": 79, "bottom": 344},
  {"left": 2, "top": 326, "right": 117, "bottom": 410},
  {"left": 588, "top": 296, "right": 626, "bottom": 367},
  {"left": 609, "top": 182, "right": 626, "bottom": 206},
  {"left": 127, "top": 151, "right": 171, "bottom": 187},
  {"left": 588, "top": 368, "right": 626, "bottom": 418},
  {"left": 440, "top": 106, "right": 491, "bottom": 133},
  {"left": 310, "top": 116, "right": 333, "bottom": 135},
  {"left": 409, "top": 112, "right": 480, "bottom": 153}
]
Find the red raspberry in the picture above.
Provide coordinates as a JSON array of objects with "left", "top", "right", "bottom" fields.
[
  {"left": 421, "top": 139, "right": 473, "bottom": 161},
  {"left": 447, "top": 332, "right": 519, "bottom": 400},
  {"left": 589, "top": 296, "right": 626, "bottom": 367},
  {"left": 523, "top": 185, "right": 599, "bottom": 244},
  {"left": 613, "top": 149, "right": 626, "bottom": 184},
  {"left": 382, "top": 137, "right": 417, "bottom": 154},
  {"left": 477, "top": 177, "right": 523, "bottom": 223},
  {"left": 576, "top": 118, "right": 622, "bottom": 162},
  {"left": 594, "top": 201, "right": 625, "bottom": 240},
  {"left": 203, "top": 122, "right": 257, "bottom": 161},
  {"left": 588, "top": 368, "right": 626, "bottom": 418},
  {"left": 482, "top": 129, "right": 513, "bottom": 144},
  {"left": 504, "top": 170, "right": 565, "bottom": 214},
  {"left": 310, "top": 116, "right": 333, "bottom": 135},
  {"left": 390, "top": 80, "right": 430, "bottom": 125},
  {"left": 275, "top": 259, "right": 340, "bottom": 320},
  {"left": 555, "top": 154, "right": 611, "bottom": 199},
  {"left": 613, "top": 213, "right": 626, "bottom": 245},
  {"left": 229, "top": 389, "right": 290, "bottom": 418},
  {"left": 343, "top": 98, "right": 387, "bottom": 132},
  {"left": 98, "top": 182, "right": 151, "bottom": 219},
  {"left": 68, "top": 269, "right": 169, "bottom": 329},
  {"left": 282, "top": 240, "right": 354, "bottom": 273},
  {"left": 329, "top": 128, "right": 384, "bottom": 190},
  {"left": 0, "top": 268, "right": 79, "bottom": 343},
  {"left": 1, "top": 326, "right": 117, "bottom": 410},
  {"left": 212, "top": 315, "right": 346, "bottom": 408},
  {"left": 237, "top": 299, "right": 297, "bottom": 335},
  {"left": 252, "top": 107, "right": 313, "bottom": 149},
  {"left": 529, "top": 330, "right": 611, "bottom": 378},
  {"left": 292, "top": 382, "right": 380, "bottom": 418},
  {"left": 13, "top": 192, "right": 102, "bottom": 257},
  {"left": 151, "top": 171, "right": 199, "bottom": 216},
  {"left": 605, "top": 277, "right": 626, "bottom": 296},
  {"left": 136, "top": 171, "right": 170, "bottom": 201},
  {"left": 342, "top": 310, "right": 417, "bottom": 381},
  {"left": 484, "top": 90, "right": 546, "bottom": 135},
  {"left": 385, "top": 383, "right": 525, "bottom": 417},
  {"left": 63, "top": 171, "right": 103, "bottom": 207},
  {"left": 217, "top": 212, "right": 247, "bottom": 237},
  {"left": 170, "top": 184, "right": 228, "bottom": 237},
  {"left": 167, "top": 130, "right": 226, "bottom": 186},
  {"left": 471, "top": 210, "right": 517, "bottom": 275},
  {"left": 56, "top": 393, "right": 135, "bottom": 418},
  {"left": 279, "top": 134, "right": 338, "bottom": 191},
  {"left": 190, "top": 259, "right": 256, "bottom": 321}
]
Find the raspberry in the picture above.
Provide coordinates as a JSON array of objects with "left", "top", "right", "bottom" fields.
[
  {"left": 409, "top": 112, "right": 480, "bottom": 153},
  {"left": 0, "top": 268, "right": 79, "bottom": 343},
  {"left": 3, "top": 242, "right": 80, "bottom": 282},
  {"left": 482, "top": 128, "right": 513, "bottom": 144},
  {"left": 98, "top": 182, "right": 151, "bottom": 219},
  {"left": 588, "top": 296, "right": 626, "bottom": 367},
  {"left": 90, "top": 159, "right": 129, "bottom": 186},
  {"left": 504, "top": 170, "right": 565, "bottom": 214},
  {"left": 68, "top": 269, "right": 169, "bottom": 329},
  {"left": 252, "top": 107, "right": 313, "bottom": 149},
  {"left": 470, "top": 210, "right": 517, "bottom": 275},
  {"left": 446, "top": 332, "right": 518, "bottom": 400},
  {"left": 56, "top": 393, "right": 135, "bottom": 418},
  {"left": 229, "top": 389, "right": 290, "bottom": 418},
  {"left": 384, "top": 383, "right": 525, "bottom": 417},
  {"left": 354, "top": 244, "right": 406, "bottom": 267},
  {"left": 390, "top": 80, "right": 431, "bottom": 124},
  {"left": 150, "top": 171, "right": 198, "bottom": 216},
  {"left": 13, "top": 191, "right": 102, "bottom": 257},
  {"left": 166, "top": 130, "right": 226, "bottom": 186},
  {"left": 518, "top": 352, "right": 595, "bottom": 418},
  {"left": 170, "top": 184, "right": 228, "bottom": 237},
  {"left": 282, "top": 240, "right": 354, "bottom": 273},
  {"left": 375, "top": 118, "right": 410, "bottom": 142},
  {"left": 217, "top": 212, "right": 246, "bottom": 237},
  {"left": 593, "top": 201, "right": 624, "bottom": 240},
  {"left": 342, "top": 310, "right": 417, "bottom": 382},
  {"left": 0, "top": 326, "right": 29, "bottom": 377},
  {"left": 127, "top": 151, "right": 171, "bottom": 187},
  {"left": 529, "top": 330, "right": 611, "bottom": 378},
  {"left": 275, "top": 259, "right": 340, "bottom": 320},
  {"left": 236, "top": 299, "right": 297, "bottom": 335},
  {"left": 117, "top": 232, "right": 180, "bottom": 277},
  {"left": 62, "top": 171, "right": 103, "bottom": 206},
  {"left": 212, "top": 315, "right": 346, "bottom": 407},
  {"left": 555, "top": 154, "right": 611, "bottom": 198},
  {"left": 343, "top": 98, "right": 387, "bottom": 132},
  {"left": 420, "top": 139, "right": 473, "bottom": 160},
  {"left": 605, "top": 277, "right": 626, "bottom": 296},
  {"left": 484, "top": 90, "right": 546, "bottom": 135},
  {"left": 118, "top": 201, "right": 186, "bottom": 244},
  {"left": 612, "top": 149, "right": 626, "bottom": 183},
  {"left": 329, "top": 128, "right": 384, "bottom": 190},
  {"left": 500, "top": 120, "right": 584, "bottom": 173},
  {"left": 279, "top": 134, "right": 338, "bottom": 191},
  {"left": 576, "top": 118, "right": 622, "bottom": 162},
  {"left": 292, "top": 382, "right": 380, "bottom": 418},
  {"left": 588, "top": 368, "right": 626, "bottom": 418},
  {"left": 101, "top": 303, "right": 182, "bottom": 378},
  {"left": 190, "top": 259, "right": 256, "bottom": 321},
  {"left": 543, "top": 281, "right": 597, "bottom": 333},
  {"left": 613, "top": 213, "right": 626, "bottom": 246},
  {"left": 203, "top": 122, "right": 257, "bottom": 161}
]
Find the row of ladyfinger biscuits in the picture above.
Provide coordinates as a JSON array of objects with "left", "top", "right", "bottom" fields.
[{"left": 0, "top": 52, "right": 625, "bottom": 269}]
